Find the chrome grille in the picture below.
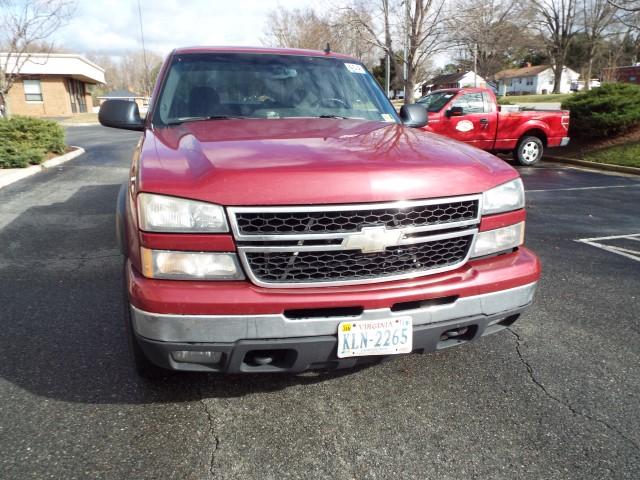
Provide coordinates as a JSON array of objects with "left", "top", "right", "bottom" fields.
[
  {"left": 245, "top": 235, "right": 474, "bottom": 284},
  {"left": 228, "top": 195, "right": 481, "bottom": 288},
  {"left": 233, "top": 199, "right": 478, "bottom": 236}
]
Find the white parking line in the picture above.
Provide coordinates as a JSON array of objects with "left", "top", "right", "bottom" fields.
[
  {"left": 576, "top": 233, "right": 640, "bottom": 262},
  {"left": 526, "top": 184, "right": 640, "bottom": 193}
]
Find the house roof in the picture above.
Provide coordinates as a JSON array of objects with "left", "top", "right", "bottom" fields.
[
  {"left": 0, "top": 53, "right": 105, "bottom": 84},
  {"left": 427, "top": 71, "right": 467, "bottom": 85},
  {"left": 98, "top": 89, "right": 143, "bottom": 99},
  {"left": 494, "top": 65, "right": 550, "bottom": 80}
]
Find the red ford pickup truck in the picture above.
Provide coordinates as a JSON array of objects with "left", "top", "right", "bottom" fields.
[
  {"left": 100, "top": 47, "right": 540, "bottom": 377},
  {"left": 416, "top": 87, "right": 570, "bottom": 165}
]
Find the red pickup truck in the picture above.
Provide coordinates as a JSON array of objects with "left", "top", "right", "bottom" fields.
[
  {"left": 100, "top": 47, "right": 540, "bottom": 377},
  {"left": 416, "top": 87, "right": 570, "bottom": 165}
]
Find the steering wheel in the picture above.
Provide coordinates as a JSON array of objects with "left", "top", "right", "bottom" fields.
[{"left": 313, "top": 97, "right": 350, "bottom": 109}]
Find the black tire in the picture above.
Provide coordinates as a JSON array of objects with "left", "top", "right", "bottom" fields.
[
  {"left": 513, "top": 135, "right": 544, "bottom": 166},
  {"left": 122, "top": 263, "right": 170, "bottom": 380}
]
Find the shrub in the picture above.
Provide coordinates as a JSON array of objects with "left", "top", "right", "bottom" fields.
[
  {"left": 0, "top": 116, "right": 66, "bottom": 168},
  {"left": 561, "top": 83, "right": 640, "bottom": 139}
]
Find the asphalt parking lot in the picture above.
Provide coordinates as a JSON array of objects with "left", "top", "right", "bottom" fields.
[{"left": 0, "top": 125, "right": 639, "bottom": 479}]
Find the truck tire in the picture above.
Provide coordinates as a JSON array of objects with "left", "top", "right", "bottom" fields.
[
  {"left": 514, "top": 136, "right": 543, "bottom": 166},
  {"left": 122, "top": 264, "right": 170, "bottom": 379}
]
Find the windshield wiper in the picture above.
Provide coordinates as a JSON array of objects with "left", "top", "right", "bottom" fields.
[
  {"left": 166, "top": 115, "right": 246, "bottom": 125},
  {"left": 317, "top": 114, "right": 352, "bottom": 119}
]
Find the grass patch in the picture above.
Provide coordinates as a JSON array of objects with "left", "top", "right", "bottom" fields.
[
  {"left": 499, "top": 93, "right": 573, "bottom": 104},
  {"left": 583, "top": 142, "right": 640, "bottom": 168},
  {"left": 0, "top": 116, "right": 66, "bottom": 168}
]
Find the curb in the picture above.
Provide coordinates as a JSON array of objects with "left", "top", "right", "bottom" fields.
[
  {"left": 60, "top": 122, "right": 100, "bottom": 127},
  {"left": 0, "top": 146, "right": 85, "bottom": 190},
  {"left": 544, "top": 155, "right": 640, "bottom": 176}
]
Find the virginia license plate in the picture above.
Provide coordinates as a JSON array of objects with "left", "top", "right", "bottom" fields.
[{"left": 337, "top": 317, "right": 413, "bottom": 358}]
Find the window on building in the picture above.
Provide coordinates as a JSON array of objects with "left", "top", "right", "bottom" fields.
[
  {"left": 526, "top": 77, "right": 534, "bottom": 85},
  {"left": 24, "top": 79, "right": 43, "bottom": 102}
]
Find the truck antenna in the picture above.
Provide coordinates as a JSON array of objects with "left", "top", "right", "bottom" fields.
[{"left": 324, "top": 43, "right": 331, "bottom": 55}]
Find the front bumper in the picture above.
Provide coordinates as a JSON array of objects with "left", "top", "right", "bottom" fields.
[{"left": 132, "top": 281, "right": 537, "bottom": 373}]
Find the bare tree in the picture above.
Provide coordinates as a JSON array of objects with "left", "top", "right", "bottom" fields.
[
  {"left": 448, "top": 0, "right": 535, "bottom": 79},
  {"left": 340, "top": 1, "right": 400, "bottom": 87},
  {"left": 263, "top": 6, "right": 375, "bottom": 63},
  {"left": 341, "top": 0, "right": 448, "bottom": 104},
  {"left": 608, "top": 0, "right": 640, "bottom": 30},
  {"left": 0, "top": 0, "right": 73, "bottom": 117},
  {"left": 581, "top": 0, "right": 620, "bottom": 88},
  {"left": 608, "top": 0, "right": 640, "bottom": 11},
  {"left": 532, "top": 0, "right": 579, "bottom": 93}
]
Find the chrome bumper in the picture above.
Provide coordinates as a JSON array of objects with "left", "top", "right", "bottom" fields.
[
  {"left": 131, "top": 282, "right": 537, "bottom": 343},
  {"left": 560, "top": 137, "right": 570, "bottom": 147}
]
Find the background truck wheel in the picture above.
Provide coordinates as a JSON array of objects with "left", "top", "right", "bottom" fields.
[
  {"left": 122, "top": 267, "right": 170, "bottom": 380},
  {"left": 514, "top": 136, "right": 543, "bottom": 165}
]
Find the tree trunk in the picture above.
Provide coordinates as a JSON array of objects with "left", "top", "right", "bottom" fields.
[
  {"left": 0, "top": 91, "right": 9, "bottom": 118},
  {"left": 404, "top": 76, "right": 415, "bottom": 105},
  {"left": 552, "top": 60, "right": 563, "bottom": 94}
]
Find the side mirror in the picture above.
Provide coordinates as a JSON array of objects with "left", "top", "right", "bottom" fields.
[
  {"left": 99, "top": 100, "right": 144, "bottom": 131},
  {"left": 445, "top": 106, "right": 464, "bottom": 118},
  {"left": 399, "top": 104, "right": 428, "bottom": 128}
]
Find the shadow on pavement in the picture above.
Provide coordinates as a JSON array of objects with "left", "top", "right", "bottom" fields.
[{"left": 0, "top": 184, "right": 371, "bottom": 405}]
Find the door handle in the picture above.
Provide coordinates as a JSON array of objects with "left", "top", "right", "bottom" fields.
[{"left": 479, "top": 118, "right": 489, "bottom": 124}]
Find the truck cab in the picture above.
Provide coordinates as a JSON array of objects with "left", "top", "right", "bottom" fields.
[{"left": 417, "top": 87, "right": 570, "bottom": 165}]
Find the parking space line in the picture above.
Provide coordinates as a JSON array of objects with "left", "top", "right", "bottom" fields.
[
  {"left": 576, "top": 233, "right": 640, "bottom": 262},
  {"left": 526, "top": 184, "right": 640, "bottom": 193}
]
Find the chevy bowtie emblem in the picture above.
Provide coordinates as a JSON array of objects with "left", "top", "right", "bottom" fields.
[{"left": 342, "top": 226, "right": 404, "bottom": 253}]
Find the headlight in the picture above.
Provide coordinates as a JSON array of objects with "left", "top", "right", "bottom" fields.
[
  {"left": 138, "top": 193, "right": 228, "bottom": 232},
  {"left": 471, "top": 222, "right": 525, "bottom": 258},
  {"left": 482, "top": 179, "right": 524, "bottom": 215},
  {"left": 141, "top": 248, "right": 244, "bottom": 280}
]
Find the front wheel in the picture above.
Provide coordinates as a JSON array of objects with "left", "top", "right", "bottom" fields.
[{"left": 514, "top": 136, "right": 544, "bottom": 166}]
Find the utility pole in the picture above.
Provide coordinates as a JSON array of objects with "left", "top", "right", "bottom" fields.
[
  {"left": 403, "top": 0, "right": 409, "bottom": 101},
  {"left": 137, "top": 0, "right": 151, "bottom": 98},
  {"left": 385, "top": 53, "right": 390, "bottom": 98}
]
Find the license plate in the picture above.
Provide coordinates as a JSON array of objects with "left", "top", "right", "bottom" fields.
[{"left": 337, "top": 317, "right": 413, "bottom": 358}]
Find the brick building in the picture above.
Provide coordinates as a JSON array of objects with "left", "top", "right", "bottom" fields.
[
  {"left": 0, "top": 53, "right": 105, "bottom": 117},
  {"left": 602, "top": 65, "right": 640, "bottom": 84}
]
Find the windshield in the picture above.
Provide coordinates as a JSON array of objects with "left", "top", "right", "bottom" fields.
[
  {"left": 152, "top": 53, "right": 399, "bottom": 126},
  {"left": 415, "top": 91, "right": 456, "bottom": 112}
]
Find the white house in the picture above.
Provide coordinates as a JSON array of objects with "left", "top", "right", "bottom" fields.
[
  {"left": 421, "top": 71, "right": 487, "bottom": 96},
  {"left": 495, "top": 64, "right": 579, "bottom": 95}
]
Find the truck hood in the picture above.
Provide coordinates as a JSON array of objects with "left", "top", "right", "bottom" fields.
[{"left": 140, "top": 118, "right": 518, "bottom": 205}]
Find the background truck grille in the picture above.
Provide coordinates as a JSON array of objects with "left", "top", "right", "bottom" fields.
[
  {"left": 234, "top": 199, "right": 478, "bottom": 236},
  {"left": 244, "top": 235, "right": 474, "bottom": 284},
  {"left": 229, "top": 196, "right": 481, "bottom": 287}
]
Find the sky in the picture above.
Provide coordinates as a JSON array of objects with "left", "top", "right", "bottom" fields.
[{"left": 54, "top": 0, "right": 319, "bottom": 56}]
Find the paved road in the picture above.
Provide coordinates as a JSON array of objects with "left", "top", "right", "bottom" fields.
[{"left": 1, "top": 126, "right": 639, "bottom": 479}]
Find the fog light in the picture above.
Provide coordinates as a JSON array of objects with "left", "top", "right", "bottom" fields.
[
  {"left": 171, "top": 350, "right": 222, "bottom": 364},
  {"left": 141, "top": 247, "right": 244, "bottom": 280}
]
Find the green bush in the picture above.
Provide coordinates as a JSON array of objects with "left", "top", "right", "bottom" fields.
[
  {"left": 561, "top": 83, "right": 640, "bottom": 139},
  {"left": 0, "top": 116, "right": 66, "bottom": 168}
]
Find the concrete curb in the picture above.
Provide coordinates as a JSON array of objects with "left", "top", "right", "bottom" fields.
[
  {"left": 544, "top": 155, "right": 640, "bottom": 176},
  {"left": 0, "top": 146, "right": 85, "bottom": 190}
]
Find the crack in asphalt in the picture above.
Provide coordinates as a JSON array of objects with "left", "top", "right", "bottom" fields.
[
  {"left": 199, "top": 398, "right": 221, "bottom": 479},
  {"left": 507, "top": 327, "right": 640, "bottom": 454}
]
